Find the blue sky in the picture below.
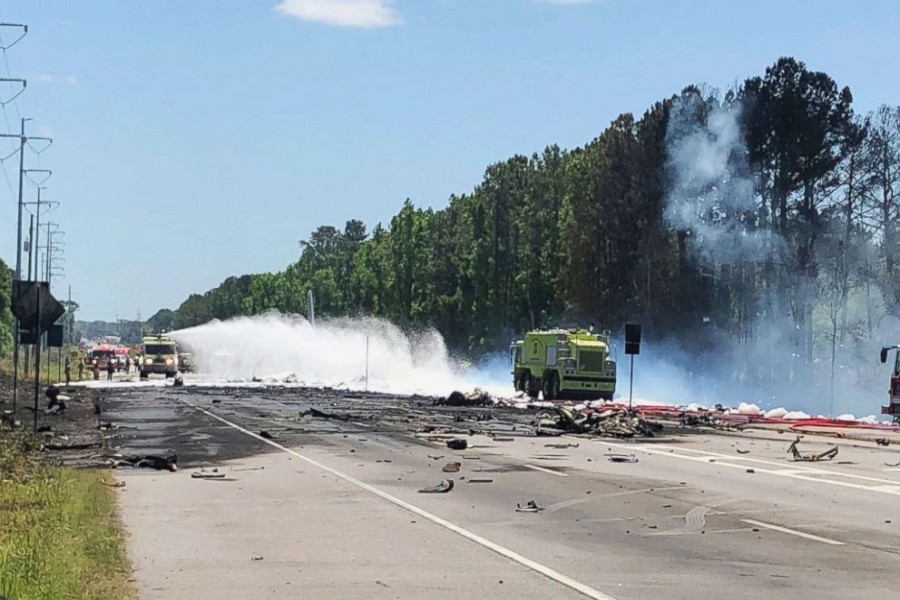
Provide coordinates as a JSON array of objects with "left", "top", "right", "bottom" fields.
[{"left": 1, "top": 0, "right": 898, "bottom": 321}]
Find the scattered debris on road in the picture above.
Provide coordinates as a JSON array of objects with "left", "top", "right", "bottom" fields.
[
  {"left": 736, "top": 448, "right": 750, "bottom": 454},
  {"left": 534, "top": 406, "right": 663, "bottom": 438},
  {"left": 100, "top": 478, "right": 126, "bottom": 488},
  {"left": 516, "top": 500, "right": 544, "bottom": 513},
  {"left": 788, "top": 436, "right": 838, "bottom": 462},
  {"left": 876, "top": 437, "right": 891, "bottom": 447},
  {"left": 446, "top": 438, "right": 468, "bottom": 450},
  {"left": 427, "top": 454, "right": 444, "bottom": 460},
  {"left": 606, "top": 453, "right": 639, "bottom": 463},
  {"left": 468, "top": 478, "right": 494, "bottom": 483},
  {"left": 112, "top": 452, "right": 178, "bottom": 472},
  {"left": 442, "top": 461, "right": 461, "bottom": 473},
  {"left": 192, "top": 468, "right": 227, "bottom": 479},
  {"left": 438, "top": 389, "right": 493, "bottom": 407},
  {"left": 545, "top": 442, "right": 579, "bottom": 449},
  {"left": 418, "top": 479, "right": 455, "bottom": 493},
  {"left": 258, "top": 430, "right": 279, "bottom": 440}
]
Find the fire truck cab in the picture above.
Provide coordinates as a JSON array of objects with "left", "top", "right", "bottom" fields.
[{"left": 880, "top": 345, "right": 900, "bottom": 423}]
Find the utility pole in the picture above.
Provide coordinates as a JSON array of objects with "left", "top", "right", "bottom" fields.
[
  {"left": 3, "top": 118, "right": 29, "bottom": 411},
  {"left": 24, "top": 214, "right": 33, "bottom": 378},
  {"left": 0, "top": 22, "right": 41, "bottom": 413}
]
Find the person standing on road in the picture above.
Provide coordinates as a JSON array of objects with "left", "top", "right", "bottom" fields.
[
  {"left": 77, "top": 359, "right": 84, "bottom": 381},
  {"left": 106, "top": 358, "right": 115, "bottom": 381},
  {"left": 64, "top": 355, "right": 71, "bottom": 386},
  {"left": 125, "top": 356, "right": 131, "bottom": 374},
  {"left": 93, "top": 360, "right": 100, "bottom": 381}
]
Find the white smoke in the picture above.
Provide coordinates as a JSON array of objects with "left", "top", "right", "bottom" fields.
[
  {"left": 170, "top": 313, "right": 511, "bottom": 397},
  {"left": 664, "top": 94, "right": 777, "bottom": 263}
]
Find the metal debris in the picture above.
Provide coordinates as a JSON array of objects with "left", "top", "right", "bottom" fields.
[
  {"left": 112, "top": 452, "right": 178, "bottom": 471},
  {"left": 534, "top": 406, "right": 663, "bottom": 438},
  {"left": 446, "top": 438, "right": 468, "bottom": 450},
  {"left": 876, "top": 438, "right": 891, "bottom": 447},
  {"left": 442, "top": 461, "right": 461, "bottom": 473},
  {"left": 545, "top": 443, "right": 579, "bottom": 449},
  {"left": 468, "top": 478, "right": 494, "bottom": 483},
  {"left": 437, "top": 389, "right": 493, "bottom": 407},
  {"left": 516, "top": 500, "right": 544, "bottom": 513},
  {"left": 100, "top": 478, "right": 126, "bottom": 488},
  {"left": 418, "top": 479, "right": 455, "bottom": 493},
  {"left": 192, "top": 468, "right": 227, "bottom": 479},
  {"left": 788, "top": 436, "right": 838, "bottom": 462},
  {"left": 427, "top": 454, "right": 444, "bottom": 460},
  {"left": 258, "top": 430, "right": 279, "bottom": 440},
  {"left": 606, "top": 453, "right": 639, "bottom": 463}
]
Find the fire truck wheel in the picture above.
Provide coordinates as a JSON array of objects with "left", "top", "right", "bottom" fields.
[
  {"left": 516, "top": 372, "right": 530, "bottom": 393},
  {"left": 543, "top": 372, "right": 559, "bottom": 400}
]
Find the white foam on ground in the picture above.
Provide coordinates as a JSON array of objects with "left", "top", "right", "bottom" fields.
[
  {"left": 784, "top": 410, "right": 811, "bottom": 420},
  {"left": 728, "top": 402, "right": 762, "bottom": 415},
  {"left": 169, "top": 314, "right": 510, "bottom": 398}
]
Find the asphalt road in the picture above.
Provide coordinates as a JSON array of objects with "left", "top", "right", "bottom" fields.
[{"left": 104, "top": 386, "right": 900, "bottom": 600}]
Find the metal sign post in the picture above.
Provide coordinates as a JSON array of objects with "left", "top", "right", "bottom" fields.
[
  {"left": 629, "top": 354, "right": 635, "bottom": 411},
  {"left": 624, "top": 323, "right": 642, "bottom": 412}
]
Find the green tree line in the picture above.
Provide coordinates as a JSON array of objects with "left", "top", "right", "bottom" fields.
[
  {"left": 0, "top": 258, "right": 14, "bottom": 357},
  {"left": 153, "top": 57, "right": 900, "bottom": 373}
]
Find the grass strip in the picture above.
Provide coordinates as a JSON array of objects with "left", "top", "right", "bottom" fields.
[{"left": 0, "top": 432, "right": 136, "bottom": 600}]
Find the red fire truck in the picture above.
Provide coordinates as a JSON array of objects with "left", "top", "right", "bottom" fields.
[{"left": 880, "top": 345, "right": 900, "bottom": 423}]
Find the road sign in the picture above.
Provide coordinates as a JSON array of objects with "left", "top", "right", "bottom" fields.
[
  {"left": 10, "top": 280, "right": 65, "bottom": 332},
  {"left": 625, "top": 323, "right": 641, "bottom": 355}
]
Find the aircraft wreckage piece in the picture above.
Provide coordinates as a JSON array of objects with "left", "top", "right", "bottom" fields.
[
  {"left": 788, "top": 436, "right": 839, "bottom": 462},
  {"left": 418, "top": 479, "right": 455, "bottom": 493}
]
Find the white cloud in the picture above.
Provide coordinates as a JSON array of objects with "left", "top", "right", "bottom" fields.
[
  {"left": 33, "top": 73, "right": 78, "bottom": 85},
  {"left": 274, "top": 0, "right": 402, "bottom": 28}
]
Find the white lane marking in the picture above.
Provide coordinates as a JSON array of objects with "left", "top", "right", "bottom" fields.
[
  {"left": 649, "top": 445, "right": 900, "bottom": 485},
  {"left": 602, "top": 485, "right": 686, "bottom": 498},
  {"left": 183, "top": 400, "right": 616, "bottom": 600},
  {"left": 740, "top": 519, "right": 845, "bottom": 546},
  {"left": 524, "top": 463, "right": 569, "bottom": 477},
  {"left": 545, "top": 498, "right": 588, "bottom": 513},
  {"left": 602, "top": 441, "right": 900, "bottom": 496}
]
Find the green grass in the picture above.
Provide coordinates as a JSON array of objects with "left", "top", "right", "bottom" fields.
[{"left": 0, "top": 432, "right": 136, "bottom": 600}]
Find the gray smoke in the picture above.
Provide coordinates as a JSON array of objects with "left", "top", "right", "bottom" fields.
[
  {"left": 664, "top": 94, "right": 779, "bottom": 264},
  {"left": 652, "top": 92, "right": 894, "bottom": 418}
]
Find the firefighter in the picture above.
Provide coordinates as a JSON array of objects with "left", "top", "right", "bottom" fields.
[
  {"left": 92, "top": 360, "right": 100, "bottom": 381},
  {"left": 64, "top": 355, "right": 71, "bottom": 386},
  {"left": 45, "top": 383, "right": 66, "bottom": 411},
  {"left": 77, "top": 359, "right": 84, "bottom": 381},
  {"left": 125, "top": 356, "right": 131, "bottom": 374},
  {"left": 106, "top": 357, "right": 115, "bottom": 381}
]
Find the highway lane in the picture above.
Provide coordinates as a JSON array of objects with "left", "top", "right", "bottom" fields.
[{"left": 109, "top": 388, "right": 900, "bottom": 599}]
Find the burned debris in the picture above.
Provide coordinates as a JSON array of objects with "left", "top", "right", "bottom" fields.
[
  {"left": 533, "top": 406, "right": 663, "bottom": 438},
  {"left": 788, "top": 436, "right": 839, "bottom": 462},
  {"left": 418, "top": 479, "right": 454, "bottom": 493}
]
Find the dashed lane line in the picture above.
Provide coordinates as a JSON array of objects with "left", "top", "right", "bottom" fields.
[
  {"left": 602, "top": 441, "right": 900, "bottom": 496},
  {"left": 182, "top": 399, "right": 618, "bottom": 600},
  {"left": 740, "top": 519, "right": 845, "bottom": 546}
]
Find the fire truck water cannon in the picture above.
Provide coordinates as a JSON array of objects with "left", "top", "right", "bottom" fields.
[{"left": 881, "top": 345, "right": 900, "bottom": 423}]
